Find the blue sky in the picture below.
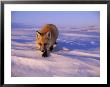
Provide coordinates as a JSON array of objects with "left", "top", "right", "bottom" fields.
[{"left": 11, "top": 11, "right": 100, "bottom": 28}]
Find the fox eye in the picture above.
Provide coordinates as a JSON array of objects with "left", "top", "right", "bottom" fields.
[{"left": 39, "top": 43, "right": 42, "bottom": 46}]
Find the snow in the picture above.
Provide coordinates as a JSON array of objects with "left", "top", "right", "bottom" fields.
[{"left": 11, "top": 26, "right": 100, "bottom": 77}]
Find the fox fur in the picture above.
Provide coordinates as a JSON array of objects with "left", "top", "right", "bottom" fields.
[{"left": 36, "top": 24, "right": 59, "bottom": 57}]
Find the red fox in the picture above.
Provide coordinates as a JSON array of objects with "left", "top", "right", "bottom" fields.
[{"left": 36, "top": 24, "right": 59, "bottom": 57}]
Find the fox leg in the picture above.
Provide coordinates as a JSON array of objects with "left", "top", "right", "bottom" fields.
[
  {"left": 49, "top": 45, "right": 53, "bottom": 51},
  {"left": 55, "top": 42, "right": 57, "bottom": 44},
  {"left": 42, "top": 50, "right": 48, "bottom": 57}
]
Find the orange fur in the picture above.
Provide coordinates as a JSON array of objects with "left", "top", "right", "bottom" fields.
[{"left": 36, "top": 24, "right": 59, "bottom": 52}]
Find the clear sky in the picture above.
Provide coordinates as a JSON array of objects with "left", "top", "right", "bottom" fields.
[{"left": 11, "top": 11, "right": 100, "bottom": 27}]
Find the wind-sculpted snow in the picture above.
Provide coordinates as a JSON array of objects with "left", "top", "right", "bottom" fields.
[{"left": 11, "top": 26, "right": 100, "bottom": 77}]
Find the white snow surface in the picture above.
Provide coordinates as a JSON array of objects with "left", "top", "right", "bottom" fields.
[{"left": 11, "top": 26, "right": 100, "bottom": 77}]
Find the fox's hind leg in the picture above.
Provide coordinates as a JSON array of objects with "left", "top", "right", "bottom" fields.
[
  {"left": 55, "top": 42, "right": 57, "bottom": 44},
  {"left": 49, "top": 46, "right": 53, "bottom": 51}
]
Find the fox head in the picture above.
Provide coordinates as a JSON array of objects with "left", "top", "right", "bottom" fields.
[{"left": 36, "top": 31, "right": 51, "bottom": 52}]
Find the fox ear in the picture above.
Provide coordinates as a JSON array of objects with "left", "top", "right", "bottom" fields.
[
  {"left": 36, "top": 31, "right": 41, "bottom": 38},
  {"left": 46, "top": 32, "right": 51, "bottom": 38}
]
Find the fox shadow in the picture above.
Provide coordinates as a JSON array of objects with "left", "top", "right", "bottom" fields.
[
  {"left": 52, "top": 40, "right": 100, "bottom": 61},
  {"left": 53, "top": 40, "right": 99, "bottom": 52}
]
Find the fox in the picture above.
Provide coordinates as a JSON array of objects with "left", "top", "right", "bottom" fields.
[{"left": 36, "top": 24, "right": 59, "bottom": 57}]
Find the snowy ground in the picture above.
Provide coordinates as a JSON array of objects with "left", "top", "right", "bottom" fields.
[{"left": 11, "top": 26, "right": 100, "bottom": 77}]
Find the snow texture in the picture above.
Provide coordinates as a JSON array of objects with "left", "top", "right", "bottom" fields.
[{"left": 11, "top": 26, "right": 100, "bottom": 77}]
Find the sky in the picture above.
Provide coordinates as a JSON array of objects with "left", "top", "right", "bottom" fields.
[{"left": 11, "top": 11, "right": 100, "bottom": 28}]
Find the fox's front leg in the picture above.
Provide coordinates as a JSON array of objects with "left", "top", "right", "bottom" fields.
[{"left": 42, "top": 51, "right": 48, "bottom": 57}]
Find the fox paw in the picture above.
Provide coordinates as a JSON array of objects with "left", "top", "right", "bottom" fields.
[{"left": 42, "top": 51, "right": 48, "bottom": 57}]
